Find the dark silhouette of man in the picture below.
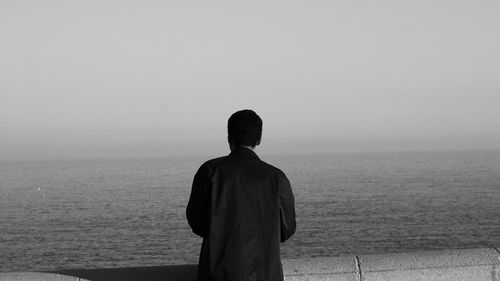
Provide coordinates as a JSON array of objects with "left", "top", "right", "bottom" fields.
[{"left": 186, "top": 109, "right": 296, "bottom": 281}]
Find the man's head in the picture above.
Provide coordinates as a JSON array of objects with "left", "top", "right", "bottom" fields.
[{"left": 227, "top": 109, "right": 262, "bottom": 148}]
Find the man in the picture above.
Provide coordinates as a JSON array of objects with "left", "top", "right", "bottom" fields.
[{"left": 186, "top": 109, "right": 296, "bottom": 281}]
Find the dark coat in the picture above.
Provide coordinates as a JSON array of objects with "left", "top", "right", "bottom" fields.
[{"left": 186, "top": 147, "right": 296, "bottom": 281}]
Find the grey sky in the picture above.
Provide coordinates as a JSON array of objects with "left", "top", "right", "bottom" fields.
[{"left": 1, "top": 1, "right": 499, "bottom": 159}]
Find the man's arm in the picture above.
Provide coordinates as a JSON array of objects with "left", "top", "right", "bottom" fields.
[
  {"left": 278, "top": 172, "right": 296, "bottom": 242},
  {"left": 186, "top": 163, "right": 210, "bottom": 238}
]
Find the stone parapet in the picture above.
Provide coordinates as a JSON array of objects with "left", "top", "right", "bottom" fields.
[{"left": 1, "top": 247, "right": 499, "bottom": 281}]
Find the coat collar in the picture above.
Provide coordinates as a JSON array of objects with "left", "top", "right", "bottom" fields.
[{"left": 230, "top": 146, "right": 260, "bottom": 160}]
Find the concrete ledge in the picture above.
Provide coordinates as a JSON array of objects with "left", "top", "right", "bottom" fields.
[
  {"left": 53, "top": 265, "right": 197, "bottom": 281},
  {"left": 283, "top": 256, "right": 359, "bottom": 281},
  {"left": 0, "top": 272, "right": 90, "bottom": 281},
  {"left": 358, "top": 248, "right": 500, "bottom": 281},
  {"left": 1, "top": 247, "right": 499, "bottom": 281}
]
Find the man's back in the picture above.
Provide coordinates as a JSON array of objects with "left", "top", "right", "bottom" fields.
[{"left": 187, "top": 147, "right": 296, "bottom": 281}]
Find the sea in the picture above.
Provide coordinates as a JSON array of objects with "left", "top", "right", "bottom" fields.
[{"left": 1, "top": 150, "right": 500, "bottom": 272}]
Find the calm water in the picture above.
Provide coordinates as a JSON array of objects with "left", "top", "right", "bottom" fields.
[{"left": 1, "top": 150, "right": 500, "bottom": 272}]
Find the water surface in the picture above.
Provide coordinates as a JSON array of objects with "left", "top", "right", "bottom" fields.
[{"left": 1, "top": 150, "right": 499, "bottom": 271}]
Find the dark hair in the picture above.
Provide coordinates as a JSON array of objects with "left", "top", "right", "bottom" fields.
[{"left": 227, "top": 109, "right": 262, "bottom": 147}]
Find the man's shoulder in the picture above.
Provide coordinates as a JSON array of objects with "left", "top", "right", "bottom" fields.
[
  {"left": 258, "top": 159, "right": 286, "bottom": 176},
  {"left": 200, "top": 155, "right": 287, "bottom": 177},
  {"left": 200, "top": 155, "right": 228, "bottom": 169}
]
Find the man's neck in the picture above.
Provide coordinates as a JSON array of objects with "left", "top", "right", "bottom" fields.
[
  {"left": 240, "top": 145, "right": 254, "bottom": 151},
  {"left": 229, "top": 143, "right": 255, "bottom": 152}
]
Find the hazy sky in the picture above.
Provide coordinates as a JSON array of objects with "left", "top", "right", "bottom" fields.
[{"left": 1, "top": 1, "right": 499, "bottom": 159}]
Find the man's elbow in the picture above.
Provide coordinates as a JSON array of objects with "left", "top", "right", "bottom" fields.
[
  {"left": 280, "top": 220, "right": 296, "bottom": 242},
  {"left": 187, "top": 219, "right": 207, "bottom": 238},
  {"left": 186, "top": 210, "right": 207, "bottom": 237},
  {"left": 191, "top": 226, "right": 207, "bottom": 238}
]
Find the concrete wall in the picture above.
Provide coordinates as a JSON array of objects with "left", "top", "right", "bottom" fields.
[
  {"left": 1, "top": 247, "right": 500, "bottom": 281},
  {"left": 283, "top": 247, "right": 500, "bottom": 281}
]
